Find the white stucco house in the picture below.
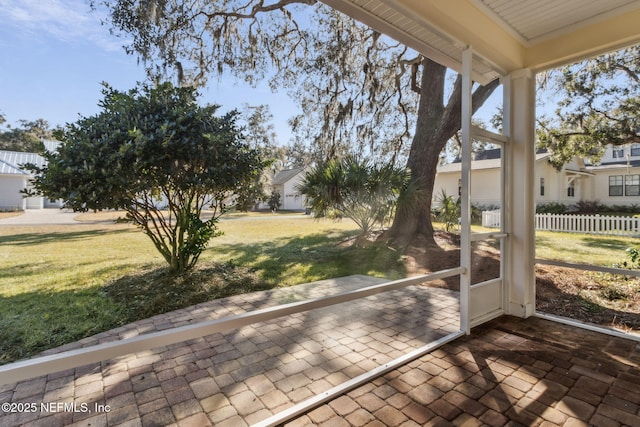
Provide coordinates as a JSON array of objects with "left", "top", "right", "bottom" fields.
[
  {"left": 434, "top": 144, "right": 640, "bottom": 209},
  {"left": 585, "top": 144, "right": 640, "bottom": 206},
  {"left": 0, "top": 150, "right": 45, "bottom": 210},
  {"left": 0, "top": 140, "right": 62, "bottom": 211},
  {"left": 271, "top": 167, "right": 307, "bottom": 211}
]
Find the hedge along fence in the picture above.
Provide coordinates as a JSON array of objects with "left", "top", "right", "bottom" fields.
[{"left": 482, "top": 210, "right": 640, "bottom": 237}]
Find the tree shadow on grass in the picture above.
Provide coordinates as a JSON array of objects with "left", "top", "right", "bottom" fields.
[
  {"left": 104, "top": 229, "right": 405, "bottom": 321},
  {"left": 0, "top": 262, "right": 55, "bottom": 280},
  {"left": 0, "top": 284, "right": 129, "bottom": 365},
  {"left": 0, "top": 228, "right": 131, "bottom": 247},
  {"left": 209, "top": 230, "right": 406, "bottom": 286},
  {"left": 580, "top": 236, "right": 634, "bottom": 251},
  {"left": 0, "top": 261, "right": 252, "bottom": 365},
  {"left": 0, "top": 259, "right": 141, "bottom": 365},
  {"left": 103, "top": 262, "right": 274, "bottom": 321}
]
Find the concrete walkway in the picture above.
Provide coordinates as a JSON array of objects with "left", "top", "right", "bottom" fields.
[
  {"left": 0, "top": 209, "right": 80, "bottom": 226},
  {"left": 1, "top": 275, "right": 639, "bottom": 426}
]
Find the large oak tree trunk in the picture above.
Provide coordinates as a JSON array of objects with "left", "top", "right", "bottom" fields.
[{"left": 387, "top": 58, "right": 499, "bottom": 247}]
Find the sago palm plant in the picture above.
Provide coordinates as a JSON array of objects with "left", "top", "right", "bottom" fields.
[{"left": 299, "top": 157, "right": 411, "bottom": 240}]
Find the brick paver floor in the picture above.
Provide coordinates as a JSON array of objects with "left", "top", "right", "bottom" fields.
[
  {"left": 0, "top": 275, "right": 459, "bottom": 426},
  {"left": 1, "top": 275, "right": 639, "bottom": 426},
  {"left": 290, "top": 316, "right": 640, "bottom": 427}
]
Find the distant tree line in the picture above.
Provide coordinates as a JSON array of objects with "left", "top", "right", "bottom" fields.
[{"left": 0, "top": 112, "right": 58, "bottom": 152}]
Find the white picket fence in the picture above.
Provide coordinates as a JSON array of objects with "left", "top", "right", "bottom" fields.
[
  {"left": 482, "top": 210, "right": 502, "bottom": 228},
  {"left": 482, "top": 210, "right": 640, "bottom": 237}
]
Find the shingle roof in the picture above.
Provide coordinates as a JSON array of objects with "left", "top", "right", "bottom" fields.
[
  {"left": 0, "top": 150, "right": 46, "bottom": 176},
  {"left": 588, "top": 159, "right": 640, "bottom": 169},
  {"left": 272, "top": 168, "right": 305, "bottom": 185},
  {"left": 438, "top": 149, "right": 551, "bottom": 173}
]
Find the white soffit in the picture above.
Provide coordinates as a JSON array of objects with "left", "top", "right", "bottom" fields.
[
  {"left": 322, "top": 0, "right": 507, "bottom": 84},
  {"left": 473, "top": 0, "right": 639, "bottom": 45},
  {"left": 323, "top": 0, "right": 640, "bottom": 83}
]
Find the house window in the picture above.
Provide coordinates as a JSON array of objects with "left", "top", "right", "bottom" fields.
[
  {"left": 632, "top": 144, "right": 640, "bottom": 157},
  {"left": 567, "top": 181, "right": 575, "bottom": 197},
  {"left": 540, "top": 178, "right": 545, "bottom": 196},
  {"left": 625, "top": 175, "right": 640, "bottom": 196},
  {"left": 612, "top": 147, "right": 625, "bottom": 158},
  {"left": 609, "top": 175, "right": 624, "bottom": 196},
  {"left": 457, "top": 179, "right": 461, "bottom": 196}
]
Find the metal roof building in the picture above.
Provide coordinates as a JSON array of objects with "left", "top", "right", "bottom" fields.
[{"left": 0, "top": 147, "right": 60, "bottom": 210}]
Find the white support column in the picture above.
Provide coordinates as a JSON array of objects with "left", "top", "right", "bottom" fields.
[
  {"left": 504, "top": 69, "right": 536, "bottom": 317},
  {"left": 460, "top": 48, "right": 473, "bottom": 333},
  {"left": 500, "top": 75, "right": 511, "bottom": 314}
]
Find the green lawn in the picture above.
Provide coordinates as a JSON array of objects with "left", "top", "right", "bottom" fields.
[
  {"left": 535, "top": 230, "right": 638, "bottom": 266},
  {"left": 0, "top": 217, "right": 404, "bottom": 364},
  {"left": 0, "top": 217, "right": 636, "bottom": 364}
]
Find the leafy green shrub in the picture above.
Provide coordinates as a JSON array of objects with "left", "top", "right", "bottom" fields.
[
  {"left": 536, "top": 202, "right": 568, "bottom": 214},
  {"left": 299, "top": 157, "right": 410, "bottom": 238},
  {"left": 268, "top": 191, "right": 281, "bottom": 211},
  {"left": 626, "top": 247, "right": 640, "bottom": 269},
  {"left": 436, "top": 190, "right": 459, "bottom": 232},
  {"left": 25, "top": 83, "right": 265, "bottom": 273},
  {"left": 574, "top": 200, "right": 605, "bottom": 214}
]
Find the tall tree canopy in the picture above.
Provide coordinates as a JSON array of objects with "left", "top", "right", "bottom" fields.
[
  {"left": 94, "top": 0, "right": 499, "bottom": 246},
  {"left": 27, "top": 83, "right": 264, "bottom": 273},
  {"left": 235, "top": 104, "right": 284, "bottom": 210},
  {"left": 538, "top": 46, "right": 640, "bottom": 168}
]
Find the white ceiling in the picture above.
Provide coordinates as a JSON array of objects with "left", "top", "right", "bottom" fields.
[
  {"left": 323, "top": 0, "right": 640, "bottom": 83},
  {"left": 473, "top": 0, "right": 640, "bottom": 45}
]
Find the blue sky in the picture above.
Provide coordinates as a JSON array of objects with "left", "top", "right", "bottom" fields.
[
  {"left": 0, "top": 0, "right": 505, "bottom": 146},
  {"left": 0, "top": 0, "right": 298, "bottom": 142}
]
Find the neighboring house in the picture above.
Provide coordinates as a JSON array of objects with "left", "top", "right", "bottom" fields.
[
  {"left": 584, "top": 143, "right": 640, "bottom": 206},
  {"left": 0, "top": 150, "right": 47, "bottom": 210},
  {"left": 434, "top": 144, "right": 640, "bottom": 209},
  {"left": 0, "top": 140, "right": 62, "bottom": 210},
  {"left": 435, "top": 149, "right": 506, "bottom": 208},
  {"left": 271, "top": 167, "right": 307, "bottom": 211}
]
